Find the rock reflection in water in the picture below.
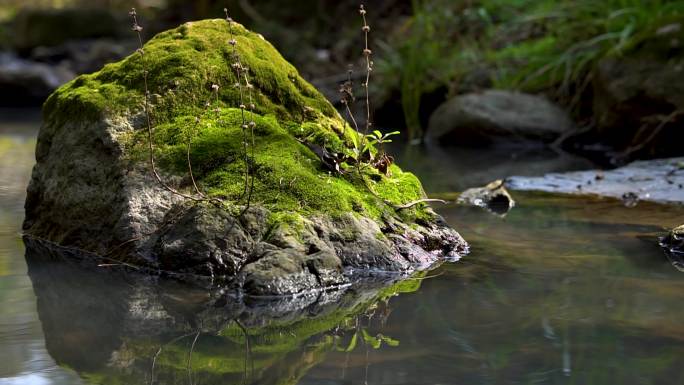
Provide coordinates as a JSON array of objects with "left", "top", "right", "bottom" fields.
[{"left": 25, "top": 238, "right": 421, "bottom": 385}]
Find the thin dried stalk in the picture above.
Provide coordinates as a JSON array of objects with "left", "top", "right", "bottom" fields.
[{"left": 129, "top": 8, "right": 205, "bottom": 202}]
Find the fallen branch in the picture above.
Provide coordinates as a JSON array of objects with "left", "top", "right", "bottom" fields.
[
  {"left": 620, "top": 109, "right": 683, "bottom": 159},
  {"left": 394, "top": 198, "right": 447, "bottom": 210}
]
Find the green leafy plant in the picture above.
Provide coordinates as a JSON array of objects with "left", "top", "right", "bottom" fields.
[
  {"left": 363, "top": 130, "right": 399, "bottom": 160},
  {"left": 377, "top": 0, "right": 684, "bottom": 138},
  {"left": 338, "top": 5, "right": 403, "bottom": 178}
]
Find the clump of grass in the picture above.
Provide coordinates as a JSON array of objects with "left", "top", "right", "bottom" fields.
[
  {"left": 375, "top": 0, "right": 466, "bottom": 142},
  {"left": 488, "top": 0, "right": 684, "bottom": 105}
]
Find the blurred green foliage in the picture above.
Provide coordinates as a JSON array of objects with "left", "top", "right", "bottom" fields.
[{"left": 376, "top": 0, "right": 684, "bottom": 141}]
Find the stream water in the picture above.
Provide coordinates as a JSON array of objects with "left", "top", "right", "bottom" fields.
[{"left": 2, "top": 109, "right": 684, "bottom": 385}]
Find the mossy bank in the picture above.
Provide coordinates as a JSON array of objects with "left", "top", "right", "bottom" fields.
[{"left": 23, "top": 18, "right": 468, "bottom": 296}]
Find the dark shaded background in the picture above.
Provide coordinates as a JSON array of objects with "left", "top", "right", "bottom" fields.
[{"left": 2, "top": 0, "right": 684, "bottom": 164}]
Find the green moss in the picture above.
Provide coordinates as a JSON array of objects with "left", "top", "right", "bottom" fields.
[{"left": 44, "top": 19, "right": 432, "bottom": 224}]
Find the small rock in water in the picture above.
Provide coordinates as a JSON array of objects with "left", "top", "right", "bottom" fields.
[
  {"left": 659, "top": 225, "right": 684, "bottom": 272},
  {"left": 661, "top": 225, "right": 684, "bottom": 252},
  {"left": 458, "top": 180, "right": 515, "bottom": 216},
  {"left": 621, "top": 192, "right": 639, "bottom": 208},
  {"left": 507, "top": 157, "right": 684, "bottom": 205}
]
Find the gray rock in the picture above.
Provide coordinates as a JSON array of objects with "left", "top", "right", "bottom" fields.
[
  {"left": 458, "top": 179, "right": 515, "bottom": 215},
  {"left": 153, "top": 204, "right": 257, "bottom": 277},
  {"left": 506, "top": 157, "right": 684, "bottom": 205},
  {"left": 0, "top": 52, "right": 74, "bottom": 105},
  {"left": 30, "top": 38, "right": 134, "bottom": 75},
  {"left": 240, "top": 248, "right": 346, "bottom": 296},
  {"left": 427, "top": 90, "right": 575, "bottom": 145}
]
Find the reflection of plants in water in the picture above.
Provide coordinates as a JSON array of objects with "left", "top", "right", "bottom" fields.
[
  {"left": 132, "top": 278, "right": 416, "bottom": 385},
  {"left": 27, "top": 236, "right": 429, "bottom": 385},
  {"left": 333, "top": 303, "right": 400, "bottom": 353},
  {"left": 333, "top": 300, "right": 400, "bottom": 352}
]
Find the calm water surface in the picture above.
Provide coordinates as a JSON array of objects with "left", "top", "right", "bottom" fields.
[{"left": 1, "top": 109, "right": 683, "bottom": 385}]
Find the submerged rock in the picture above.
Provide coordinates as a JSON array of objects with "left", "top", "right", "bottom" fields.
[
  {"left": 506, "top": 157, "right": 684, "bottom": 205},
  {"left": 661, "top": 225, "right": 684, "bottom": 255},
  {"left": 23, "top": 19, "right": 467, "bottom": 296},
  {"left": 458, "top": 179, "right": 515, "bottom": 215},
  {"left": 426, "top": 90, "right": 574, "bottom": 145}
]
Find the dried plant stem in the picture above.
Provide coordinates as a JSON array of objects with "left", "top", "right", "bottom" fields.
[
  {"left": 358, "top": 4, "right": 373, "bottom": 156},
  {"left": 186, "top": 128, "right": 203, "bottom": 197},
  {"left": 360, "top": 5, "right": 372, "bottom": 135},
  {"left": 224, "top": 7, "right": 259, "bottom": 223},
  {"left": 225, "top": 9, "right": 254, "bottom": 205},
  {"left": 244, "top": 73, "right": 257, "bottom": 208},
  {"left": 235, "top": 319, "right": 254, "bottom": 382},
  {"left": 150, "top": 332, "right": 197, "bottom": 385},
  {"left": 345, "top": 106, "right": 361, "bottom": 143},
  {"left": 621, "top": 109, "right": 683, "bottom": 158},
  {"left": 186, "top": 101, "right": 213, "bottom": 198},
  {"left": 185, "top": 85, "right": 227, "bottom": 200},
  {"left": 130, "top": 9, "right": 205, "bottom": 202},
  {"left": 394, "top": 198, "right": 447, "bottom": 210},
  {"left": 186, "top": 329, "right": 201, "bottom": 384}
]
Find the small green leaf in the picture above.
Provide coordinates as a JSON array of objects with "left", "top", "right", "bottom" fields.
[
  {"left": 345, "top": 333, "right": 358, "bottom": 352},
  {"left": 361, "top": 329, "right": 382, "bottom": 349},
  {"left": 379, "top": 334, "right": 400, "bottom": 347}
]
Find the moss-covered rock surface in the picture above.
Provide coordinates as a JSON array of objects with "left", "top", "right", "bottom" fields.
[{"left": 24, "top": 19, "right": 467, "bottom": 295}]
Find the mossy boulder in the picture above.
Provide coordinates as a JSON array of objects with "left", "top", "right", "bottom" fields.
[{"left": 23, "top": 19, "right": 467, "bottom": 295}]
